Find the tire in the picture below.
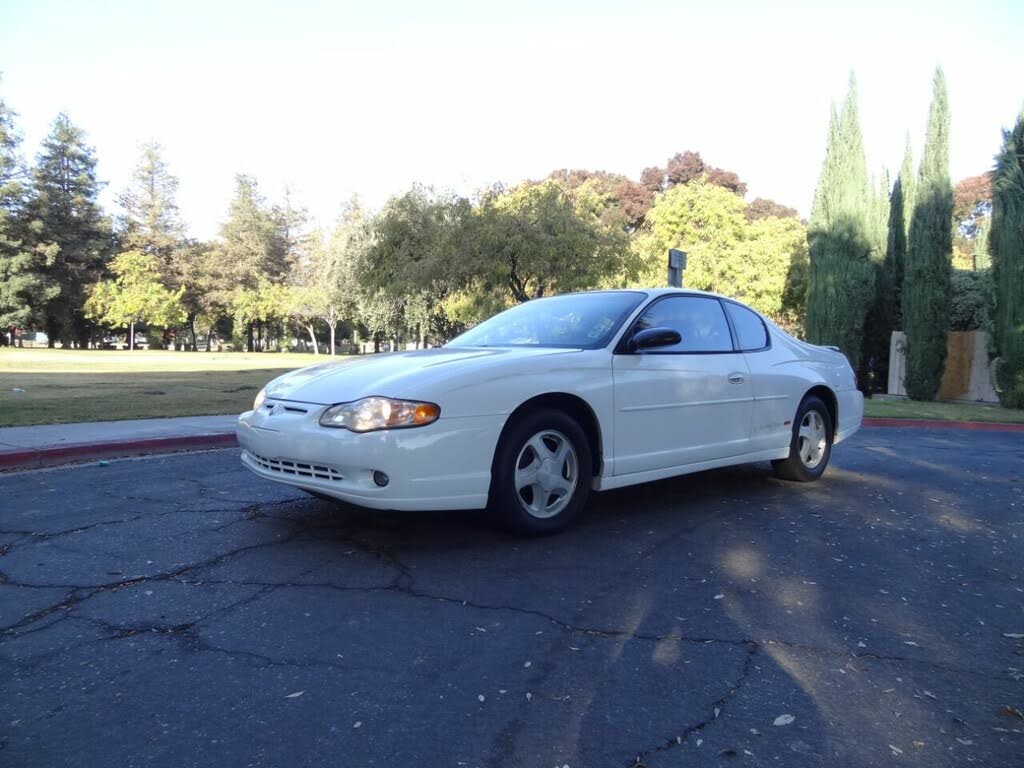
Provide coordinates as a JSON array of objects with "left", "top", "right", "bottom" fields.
[
  {"left": 772, "top": 396, "right": 833, "bottom": 482},
  {"left": 490, "top": 408, "right": 592, "bottom": 536}
]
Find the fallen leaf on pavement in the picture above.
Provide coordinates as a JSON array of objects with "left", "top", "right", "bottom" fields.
[{"left": 773, "top": 714, "right": 795, "bottom": 726}]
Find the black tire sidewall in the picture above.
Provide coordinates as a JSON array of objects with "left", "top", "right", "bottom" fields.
[
  {"left": 787, "top": 396, "right": 833, "bottom": 481},
  {"left": 490, "top": 408, "right": 592, "bottom": 535}
]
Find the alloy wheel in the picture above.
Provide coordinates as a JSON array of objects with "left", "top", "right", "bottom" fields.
[{"left": 513, "top": 430, "right": 579, "bottom": 518}]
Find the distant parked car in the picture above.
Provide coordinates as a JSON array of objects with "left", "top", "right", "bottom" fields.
[{"left": 238, "top": 289, "right": 863, "bottom": 534}]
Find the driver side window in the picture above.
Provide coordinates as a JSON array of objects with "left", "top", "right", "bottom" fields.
[{"left": 635, "top": 296, "right": 733, "bottom": 353}]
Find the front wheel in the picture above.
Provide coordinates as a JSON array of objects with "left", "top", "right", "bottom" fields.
[
  {"left": 772, "top": 396, "right": 833, "bottom": 482},
  {"left": 490, "top": 408, "right": 592, "bottom": 536}
]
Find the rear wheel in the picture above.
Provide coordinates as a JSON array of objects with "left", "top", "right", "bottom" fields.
[
  {"left": 490, "top": 408, "right": 592, "bottom": 535},
  {"left": 772, "top": 396, "right": 833, "bottom": 482}
]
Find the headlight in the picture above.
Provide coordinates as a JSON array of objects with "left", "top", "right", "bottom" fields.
[
  {"left": 319, "top": 397, "right": 440, "bottom": 432},
  {"left": 253, "top": 388, "right": 267, "bottom": 410}
]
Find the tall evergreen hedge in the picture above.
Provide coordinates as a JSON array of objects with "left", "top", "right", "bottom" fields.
[
  {"left": 806, "top": 76, "right": 875, "bottom": 372},
  {"left": 902, "top": 69, "right": 952, "bottom": 400},
  {"left": 989, "top": 112, "right": 1024, "bottom": 408}
]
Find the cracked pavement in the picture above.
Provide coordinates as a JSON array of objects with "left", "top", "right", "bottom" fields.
[{"left": 1, "top": 427, "right": 1022, "bottom": 767}]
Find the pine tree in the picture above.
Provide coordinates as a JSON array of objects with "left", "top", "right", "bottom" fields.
[
  {"left": 28, "top": 113, "right": 111, "bottom": 346},
  {"left": 117, "top": 142, "right": 185, "bottom": 264},
  {"left": 0, "top": 85, "right": 58, "bottom": 341},
  {"left": 215, "top": 175, "right": 283, "bottom": 350},
  {"left": 989, "top": 111, "right": 1024, "bottom": 408},
  {"left": 805, "top": 75, "right": 875, "bottom": 373},
  {"left": 902, "top": 68, "right": 953, "bottom": 400}
]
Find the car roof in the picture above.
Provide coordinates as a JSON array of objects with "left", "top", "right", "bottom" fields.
[{"left": 563, "top": 287, "right": 726, "bottom": 300}]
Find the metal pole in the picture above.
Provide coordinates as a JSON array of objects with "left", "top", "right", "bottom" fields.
[{"left": 667, "top": 249, "right": 687, "bottom": 287}]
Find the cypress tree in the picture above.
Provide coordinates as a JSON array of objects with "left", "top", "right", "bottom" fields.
[
  {"left": 989, "top": 111, "right": 1024, "bottom": 408},
  {"left": 887, "top": 140, "right": 915, "bottom": 329},
  {"left": 28, "top": 113, "right": 111, "bottom": 346},
  {"left": 806, "top": 75, "right": 875, "bottom": 373},
  {"left": 902, "top": 68, "right": 953, "bottom": 400},
  {"left": 858, "top": 169, "right": 892, "bottom": 389}
]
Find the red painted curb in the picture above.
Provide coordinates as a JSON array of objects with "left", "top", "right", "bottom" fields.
[
  {"left": 0, "top": 432, "right": 237, "bottom": 472},
  {"left": 863, "top": 417, "right": 1024, "bottom": 432}
]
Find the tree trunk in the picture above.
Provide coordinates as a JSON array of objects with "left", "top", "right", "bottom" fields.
[
  {"left": 329, "top": 323, "right": 336, "bottom": 356},
  {"left": 307, "top": 324, "right": 319, "bottom": 355},
  {"left": 188, "top": 316, "right": 198, "bottom": 352},
  {"left": 247, "top": 324, "right": 254, "bottom": 353}
]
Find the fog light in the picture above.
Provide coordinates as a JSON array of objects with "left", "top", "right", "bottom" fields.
[{"left": 373, "top": 471, "right": 390, "bottom": 487}]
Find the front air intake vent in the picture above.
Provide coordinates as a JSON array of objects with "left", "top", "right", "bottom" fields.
[{"left": 245, "top": 451, "right": 343, "bottom": 482}]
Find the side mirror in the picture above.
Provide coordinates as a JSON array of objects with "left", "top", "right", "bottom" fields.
[{"left": 629, "top": 326, "right": 682, "bottom": 352}]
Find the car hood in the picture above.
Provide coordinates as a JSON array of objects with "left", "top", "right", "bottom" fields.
[{"left": 262, "top": 346, "right": 579, "bottom": 405}]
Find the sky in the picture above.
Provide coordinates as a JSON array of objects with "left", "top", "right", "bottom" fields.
[{"left": 1, "top": 0, "right": 1022, "bottom": 239}]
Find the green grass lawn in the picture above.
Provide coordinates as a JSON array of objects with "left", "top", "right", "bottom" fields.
[
  {"left": 863, "top": 397, "right": 1024, "bottom": 424},
  {"left": 0, "top": 348, "right": 327, "bottom": 426}
]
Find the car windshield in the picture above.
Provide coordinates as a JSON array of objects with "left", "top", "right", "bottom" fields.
[{"left": 446, "top": 291, "right": 646, "bottom": 350}]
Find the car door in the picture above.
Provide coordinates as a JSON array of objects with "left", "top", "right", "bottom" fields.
[
  {"left": 611, "top": 294, "right": 754, "bottom": 476},
  {"left": 722, "top": 300, "right": 793, "bottom": 453}
]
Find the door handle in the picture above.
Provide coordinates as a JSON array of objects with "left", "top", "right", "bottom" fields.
[{"left": 727, "top": 372, "right": 745, "bottom": 384}]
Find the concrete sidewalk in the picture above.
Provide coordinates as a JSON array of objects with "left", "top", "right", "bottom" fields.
[{"left": 0, "top": 414, "right": 238, "bottom": 471}]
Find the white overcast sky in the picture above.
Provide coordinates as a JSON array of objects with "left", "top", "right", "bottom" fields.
[{"left": 1, "top": 0, "right": 1022, "bottom": 239}]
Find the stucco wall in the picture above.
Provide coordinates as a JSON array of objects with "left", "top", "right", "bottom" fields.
[{"left": 887, "top": 331, "right": 999, "bottom": 403}]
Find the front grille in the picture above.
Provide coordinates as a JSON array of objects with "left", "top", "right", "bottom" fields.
[{"left": 245, "top": 450, "right": 343, "bottom": 482}]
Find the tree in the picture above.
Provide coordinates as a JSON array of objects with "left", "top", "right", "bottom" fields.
[
  {"left": 471, "top": 180, "right": 626, "bottom": 303},
  {"left": 633, "top": 179, "right": 808, "bottom": 329},
  {"left": 117, "top": 142, "right": 185, "bottom": 261},
  {"left": 0, "top": 82, "right": 58, "bottom": 342},
  {"left": 215, "top": 175, "right": 285, "bottom": 350},
  {"left": 28, "top": 113, "right": 111, "bottom": 346},
  {"left": 745, "top": 198, "right": 798, "bottom": 222},
  {"left": 886, "top": 140, "right": 915, "bottom": 331},
  {"left": 858, "top": 170, "right": 892, "bottom": 390},
  {"left": 953, "top": 173, "right": 992, "bottom": 238},
  {"left": 902, "top": 68, "right": 953, "bottom": 401},
  {"left": 663, "top": 150, "right": 747, "bottom": 196},
  {"left": 549, "top": 169, "right": 652, "bottom": 230},
  {"left": 85, "top": 251, "right": 186, "bottom": 349},
  {"left": 989, "top": 111, "right": 1024, "bottom": 408},
  {"left": 287, "top": 198, "right": 371, "bottom": 354},
  {"left": 805, "top": 76, "right": 875, "bottom": 372},
  {"left": 360, "top": 186, "right": 467, "bottom": 346}
]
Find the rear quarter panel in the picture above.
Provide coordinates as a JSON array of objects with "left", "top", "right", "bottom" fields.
[{"left": 746, "top": 327, "right": 859, "bottom": 451}]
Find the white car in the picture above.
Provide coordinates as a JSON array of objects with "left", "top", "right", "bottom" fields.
[{"left": 238, "top": 289, "right": 863, "bottom": 534}]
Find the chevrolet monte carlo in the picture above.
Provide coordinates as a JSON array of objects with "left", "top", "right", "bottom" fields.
[{"left": 238, "top": 289, "right": 863, "bottom": 534}]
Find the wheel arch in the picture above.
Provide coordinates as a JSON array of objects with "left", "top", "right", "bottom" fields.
[
  {"left": 493, "top": 392, "right": 604, "bottom": 478},
  {"left": 803, "top": 384, "right": 838, "bottom": 435}
]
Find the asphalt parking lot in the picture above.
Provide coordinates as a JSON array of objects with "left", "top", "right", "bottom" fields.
[{"left": 1, "top": 427, "right": 1022, "bottom": 767}]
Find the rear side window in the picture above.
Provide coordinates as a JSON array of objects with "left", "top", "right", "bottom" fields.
[
  {"left": 725, "top": 302, "right": 769, "bottom": 351},
  {"left": 633, "top": 295, "right": 733, "bottom": 352}
]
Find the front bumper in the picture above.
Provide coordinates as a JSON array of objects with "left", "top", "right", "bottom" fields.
[{"left": 236, "top": 401, "right": 504, "bottom": 511}]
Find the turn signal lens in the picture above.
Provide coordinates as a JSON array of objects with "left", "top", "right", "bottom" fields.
[
  {"left": 253, "top": 388, "right": 267, "bottom": 410},
  {"left": 319, "top": 397, "right": 440, "bottom": 432}
]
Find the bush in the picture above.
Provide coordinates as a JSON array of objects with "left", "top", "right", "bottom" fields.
[{"left": 949, "top": 269, "right": 993, "bottom": 332}]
